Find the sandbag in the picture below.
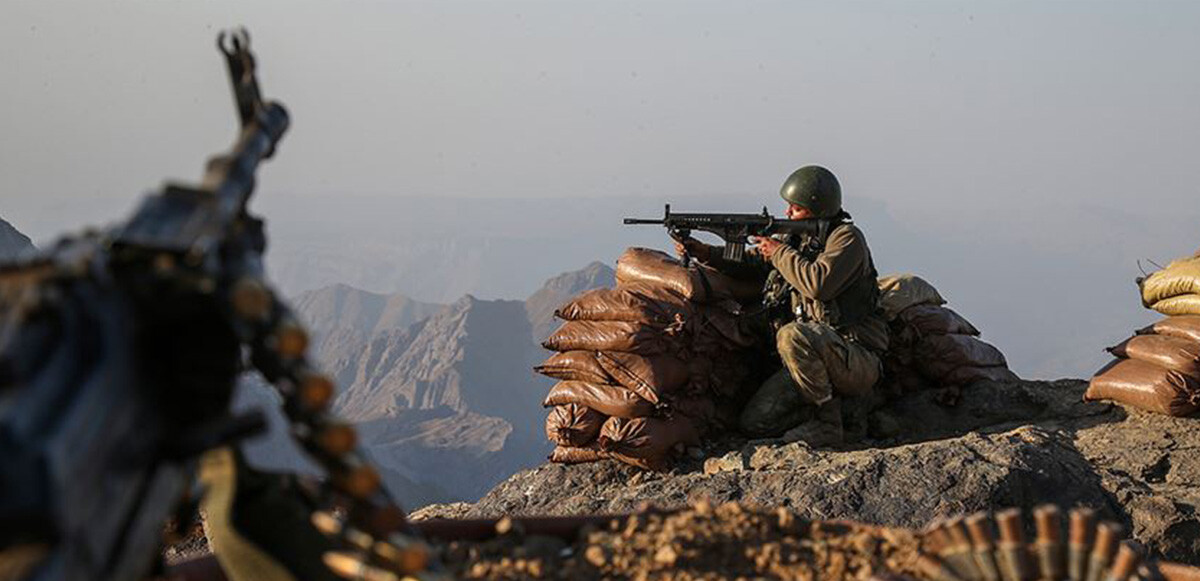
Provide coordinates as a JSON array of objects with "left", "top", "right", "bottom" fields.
[
  {"left": 1140, "top": 316, "right": 1200, "bottom": 344},
  {"left": 615, "top": 247, "right": 759, "bottom": 303},
  {"left": 542, "top": 320, "right": 672, "bottom": 355},
  {"left": 595, "top": 351, "right": 690, "bottom": 405},
  {"left": 543, "top": 380, "right": 656, "bottom": 418},
  {"left": 882, "top": 363, "right": 928, "bottom": 395},
  {"left": 553, "top": 284, "right": 690, "bottom": 325},
  {"left": 1141, "top": 256, "right": 1200, "bottom": 305},
  {"left": 1085, "top": 358, "right": 1200, "bottom": 416},
  {"left": 1108, "top": 334, "right": 1200, "bottom": 379},
  {"left": 878, "top": 274, "right": 946, "bottom": 321},
  {"left": 915, "top": 334, "right": 1008, "bottom": 380},
  {"left": 941, "top": 365, "right": 1020, "bottom": 386},
  {"left": 598, "top": 415, "right": 701, "bottom": 471},
  {"left": 895, "top": 304, "right": 980, "bottom": 337},
  {"left": 1150, "top": 294, "right": 1200, "bottom": 317},
  {"left": 549, "top": 444, "right": 607, "bottom": 464},
  {"left": 534, "top": 351, "right": 614, "bottom": 384},
  {"left": 544, "top": 403, "right": 607, "bottom": 447}
]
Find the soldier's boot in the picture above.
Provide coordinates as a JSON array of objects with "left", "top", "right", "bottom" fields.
[{"left": 781, "top": 397, "right": 843, "bottom": 448}]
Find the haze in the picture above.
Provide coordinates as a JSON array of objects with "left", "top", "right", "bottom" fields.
[{"left": 2, "top": 1, "right": 1199, "bottom": 379}]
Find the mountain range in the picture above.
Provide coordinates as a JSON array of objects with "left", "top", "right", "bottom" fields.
[
  {"left": 240, "top": 261, "right": 615, "bottom": 506},
  {"left": 0, "top": 217, "right": 35, "bottom": 260}
]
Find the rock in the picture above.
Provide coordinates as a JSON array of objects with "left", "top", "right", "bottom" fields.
[
  {"left": 702, "top": 451, "right": 748, "bottom": 475},
  {"left": 422, "top": 379, "right": 1200, "bottom": 564}
]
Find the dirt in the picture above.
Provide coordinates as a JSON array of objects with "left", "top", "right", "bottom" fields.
[{"left": 437, "top": 502, "right": 927, "bottom": 580}]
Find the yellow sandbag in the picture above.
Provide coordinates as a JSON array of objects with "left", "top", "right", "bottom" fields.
[
  {"left": 1151, "top": 294, "right": 1200, "bottom": 317},
  {"left": 877, "top": 273, "right": 946, "bottom": 321},
  {"left": 1141, "top": 256, "right": 1200, "bottom": 305}
]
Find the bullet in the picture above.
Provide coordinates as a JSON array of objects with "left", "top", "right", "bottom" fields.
[
  {"left": 335, "top": 463, "right": 382, "bottom": 499},
  {"left": 231, "top": 277, "right": 272, "bottom": 320},
  {"left": 311, "top": 510, "right": 374, "bottom": 550},
  {"left": 1068, "top": 508, "right": 1096, "bottom": 581},
  {"left": 377, "top": 536, "right": 432, "bottom": 574},
  {"left": 917, "top": 554, "right": 967, "bottom": 581},
  {"left": 274, "top": 319, "right": 309, "bottom": 359},
  {"left": 299, "top": 372, "right": 336, "bottom": 412},
  {"left": 1085, "top": 522, "right": 1123, "bottom": 581},
  {"left": 966, "top": 512, "right": 1002, "bottom": 581},
  {"left": 1104, "top": 541, "right": 1143, "bottom": 581},
  {"left": 316, "top": 422, "right": 359, "bottom": 456},
  {"left": 311, "top": 511, "right": 342, "bottom": 535},
  {"left": 996, "top": 509, "right": 1033, "bottom": 581},
  {"left": 924, "top": 518, "right": 952, "bottom": 559},
  {"left": 945, "top": 517, "right": 984, "bottom": 581},
  {"left": 1033, "top": 505, "right": 1066, "bottom": 581},
  {"left": 323, "top": 551, "right": 400, "bottom": 581}
]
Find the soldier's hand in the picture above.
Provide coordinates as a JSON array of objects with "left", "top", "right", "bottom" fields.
[
  {"left": 673, "top": 237, "right": 711, "bottom": 262},
  {"left": 749, "top": 236, "right": 783, "bottom": 260}
]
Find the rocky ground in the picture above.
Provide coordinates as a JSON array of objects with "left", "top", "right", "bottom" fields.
[
  {"left": 413, "top": 379, "right": 1200, "bottom": 564},
  {"left": 434, "top": 502, "right": 927, "bottom": 580}
]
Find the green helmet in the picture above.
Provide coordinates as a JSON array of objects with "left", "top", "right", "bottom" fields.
[{"left": 780, "top": 165, "right": 842, "bottom": 218}]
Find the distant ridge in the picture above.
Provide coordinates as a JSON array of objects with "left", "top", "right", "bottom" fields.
[
  {"left": 0, "top": 217, "right": 35, "bottom": 261},
  {"left": 272, "top": 263, "right": 610, "bottom": 504},
  {"left": 524, "top": 261, "right": 615, "bottom": 343}
]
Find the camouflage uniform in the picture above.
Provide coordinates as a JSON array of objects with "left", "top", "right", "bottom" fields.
[{"left": 707, "top": 220, "right": 888, "bottom": 439}]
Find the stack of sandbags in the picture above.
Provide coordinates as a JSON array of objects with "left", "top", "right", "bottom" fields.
[
  {"left": 878, "top": 274, "right": 1018, "bottom": 397},
  {"left": 539, "top": 248, "right": 760, "bottom": 470},
  {"left": 1140, "top": 253, "right": 1200, "bottom": 316},
  {"left": 1085, "top": 315, "right": 1200, "bottom": 416}
]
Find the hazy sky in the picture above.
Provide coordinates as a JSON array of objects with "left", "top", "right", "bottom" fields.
[
  {"left": 3, "top": 1, "right": 1199, "bottom": 241},
  {"left": 3, "top": 1, "right": 1200, "bottom": 381}
]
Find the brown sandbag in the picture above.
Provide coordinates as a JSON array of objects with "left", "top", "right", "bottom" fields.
[
  {"left": 914, "top": 334, "right": 1008, "bottom": 381},
  {"left": 549, "top": 443, "right": 607, "bottom": 464},
  {"left": 553, "top": 284, "right": 690, "bottom": 325},
  {"left": 595, "top": 351, "right": 690, "bottom": 405},
  {"left": 1085, "top": 358, "right": 1200, "bottom": 416},
  {"left": 534, "top": 351, "right": 613, "bottom": 384},
  {"left": 543, "top": 381, "right": 656, "bottom": 419},
  {"left": 1140, "top": 315, "right": 1200, "bottom": 344},
  {"left": 598, "top": 415, "right": 701, "bottom": 471},
  {"left": 1141, "top": 256, "right": 1200, "bottom": 305},
  {"left": 542, "top": 320, "right": 672, "bottom": 355},
  {"left": 1108, "top": 334, "right": 1200, "bottom": 379},
  {"left": 1150, "top": 294, "right": 1200, "bottom": 317},
  {"left": 544, "top": 404, "right": 607, "bottom": 447},
  {"left": 877, "top": 273, "right": 946, "bottom": 321},
  {"left": 895, "top": 304, "right": 980, "bottom": 337},
  {"left": 941, "top": 365, "right": 1020, "bottom": 386},
  {"left": 615, "top": 247, "right": 759, "bottom": 303}
]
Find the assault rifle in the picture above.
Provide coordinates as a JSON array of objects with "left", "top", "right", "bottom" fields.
[
  {"left": 623, "top": 204, "right": 833, "bottom": 265},
  {"left": 0, "top": 31, "right": 432, "bottom": 581}
]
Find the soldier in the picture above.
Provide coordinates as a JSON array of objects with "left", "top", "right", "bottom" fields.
[{"left": 674, "top": 166, "right": 888, "bottom": 445}]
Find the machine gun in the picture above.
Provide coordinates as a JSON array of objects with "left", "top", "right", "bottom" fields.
[
  {"left": 623, "top": 204, "right": 836, "bottom": 265},
  {"left": 0, "top": 30, "right": 433, "bottom": 581}
]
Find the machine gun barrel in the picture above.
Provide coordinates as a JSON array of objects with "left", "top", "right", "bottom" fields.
[{"left": 113, "top": 29, "right": 289, "bottom": 263}]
